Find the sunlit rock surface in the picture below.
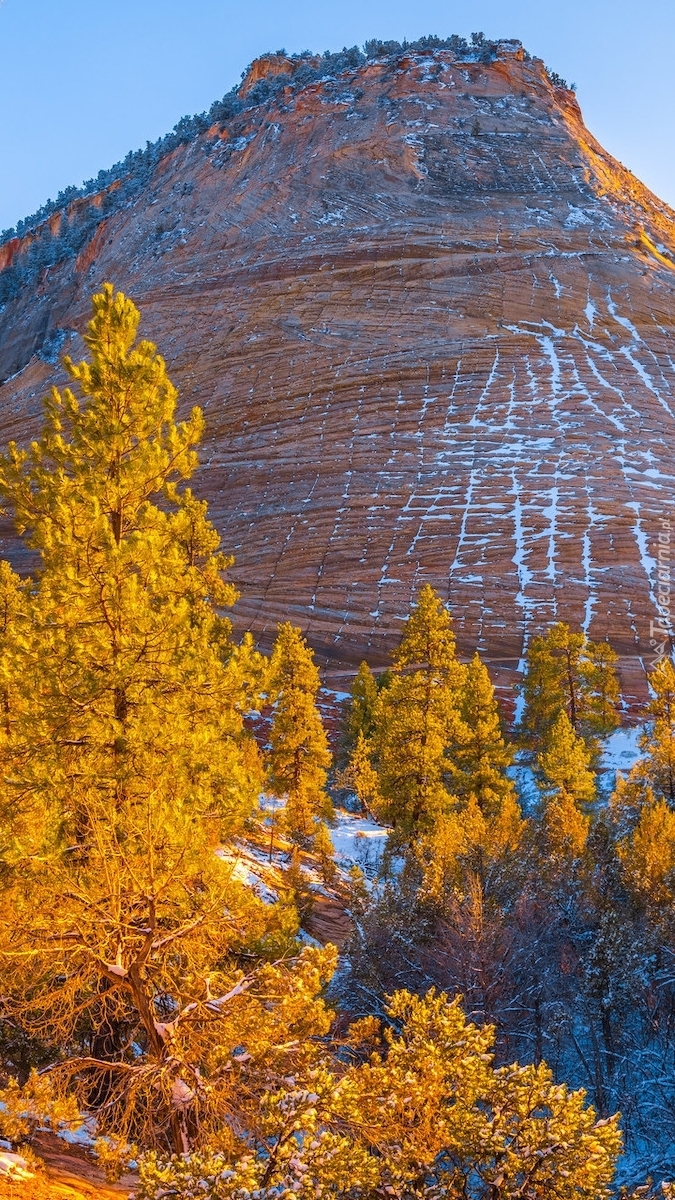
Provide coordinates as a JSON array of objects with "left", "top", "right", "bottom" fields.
[{"left": 1, "top": 44, "right": 675, "bottom": 702}]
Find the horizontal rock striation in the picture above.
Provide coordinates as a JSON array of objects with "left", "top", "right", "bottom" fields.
[{"left": 1, "top": 43, "right": 675, "bottom": 703}]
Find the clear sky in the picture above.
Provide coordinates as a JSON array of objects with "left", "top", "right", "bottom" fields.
[{"left": 1, "top": 0, "right": 674, "bottom": 233}]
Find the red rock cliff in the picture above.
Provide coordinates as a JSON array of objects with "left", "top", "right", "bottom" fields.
[{"left": 1, "top": 45, "right": 674, "bottom": 701}]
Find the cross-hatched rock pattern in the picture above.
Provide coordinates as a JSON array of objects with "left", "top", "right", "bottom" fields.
[{"left": 1, "top": 44, "right": 675, "bottom": 702}]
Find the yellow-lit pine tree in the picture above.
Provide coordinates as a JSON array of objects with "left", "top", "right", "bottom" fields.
[
  {"left": 537, "top": 710, "right": 595, "bottom": 859},
  {"left": 342, "top": 729, "right": 383, "bottom": 817},
  {"left": 413, "top": 653, "right": 524, "bottom": 901},
  {"left": 607, "top": 660, "right": 675, "bottom": 845},
  {"left": 135, "top": 988, "right": 622, "bottom": 1200},
  {"left": 608, "top": 771, "right": 656, "bottom": 839},
  {"left": 618, "top": 796, "right": 675, "bottom": 912},
  {"left": 538, "top": 710, "right": 597, "bottom": 804},
  {"left": 544, "top": 790, "right": 592, "bottom": 863},
  {"left": 0, "top": 286, "right": 266, "bottom": 840},
  {"left": 588, "top": 637, "right": 623, "bottom": 736},
  {"left": 522, "top": 622, "right": 620, "bottom": 753},
  {"left": 640, "top": 658, "right": 675, "bottom": 805},
  {"left": 0, "top": 285, "right": 298, "bottom": 1155},
  {"left": 449, "top": 651, "right": 517, "bottom": 816},
  {"left": 313, "top": 819, "right": 338, "bottom": 887},
  {"left": 370, "top": 584, "right": 466, "bottom": 839},
  {"left": 267, "top": 622, "right": 332, "bottom": 840},
  {"left": 611, "top": 662, "right": 675, "bottom": 912}
]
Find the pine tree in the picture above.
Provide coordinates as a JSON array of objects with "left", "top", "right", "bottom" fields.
[
  {"left": 0, "top": 285, "right": 266, "bottom": 843},
  {"left": 137, "top": 989, "right": 622, "bottom": 1200},
  {"left": 608, "top": 770, "right": 656, "bottom": 839},
  {"left": 342, "top": 660, "right": 378, "bottom": 753},
  {"left": 410, "top": 653, "right": 525, "bottom": 899},
  {"left": 449, "top": 652, "right": 516, "bottom": 817},
  {"left": 0, "top": 285, "right": 283, "bottom": 1154},
  {"left": 543, "top": 789, "right": 591, "bottom": 861},
  {"left": 286, "top": 844, "right": 314, "bottom": 920},
  {"left": 618, "top": 795, "right": 675, "bottom": 911},
  {"left": 392, "top": 582, "right": 461, "bottom": 677},
  {"left": 537, "top": 711, "right": 595, "bottom": 859},
  {"left": 586, "top": 637, "right": 622, "bottom": 737},
  {"left": 521, "top": 622, "right": 620, "bottom": 753},
  {"left": 607, "top": 660, "right": 675, "bottom": 840},
  {"left": 538, "top": 710, "right": 597, "bottom": 805},
  {"left": 313, "top": 819, "right": 338, "bottom": 887},
  {"left": 267, "top": 622, "right": 332, "bottom": 840},
  {"left": 639, "top": 658, "right": 675, "bottom": 805},
  {"left": 344, "top": 730, "right": 383, "bottom": 818},
  {"left": 371, "top": 585, "right": 466, "bottom": 839}
]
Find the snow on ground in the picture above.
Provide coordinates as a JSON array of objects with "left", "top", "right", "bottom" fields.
[
  {"left": 218, "top": 796, "right": 389, "bottom": 899},
  {"left": 257, "top": 795, "right": 389, "bottom": 884},
  {"left": 331, "top": 809, "right": 389, "bottom": 879},
  {"left": 601, "top": 725, "right": 643, "bottom": 775},
  {"left": 60, "top": 1117, "right": 96, "bottom": 1147},
  {"left": 216, "top": 844, "right": 279, "bottom": 904},
  {"left": 297, "top": 928, "right": 323, "bottom": 948}
]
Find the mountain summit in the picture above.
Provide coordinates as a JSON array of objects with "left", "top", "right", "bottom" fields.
[{"left": 1, "top": 39, "right": 674, "bottom": 698}]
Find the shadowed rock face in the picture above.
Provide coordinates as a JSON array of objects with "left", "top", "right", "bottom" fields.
[{"left": 1, "top": 45, "right": 675, "bottom": 702}]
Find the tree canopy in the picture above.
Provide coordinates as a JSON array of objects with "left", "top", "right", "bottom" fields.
[{"left": 0, "top": 285, "right": 667, "bottom": 1199}]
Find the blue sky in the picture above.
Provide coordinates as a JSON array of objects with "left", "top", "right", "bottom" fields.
[{"left": 1, "top": 0, "right": 674, "bottom": 232}]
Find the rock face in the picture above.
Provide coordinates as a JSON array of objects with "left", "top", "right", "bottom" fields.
[{"left": 1, "top": 44, "right": 675, "bottom": 702}]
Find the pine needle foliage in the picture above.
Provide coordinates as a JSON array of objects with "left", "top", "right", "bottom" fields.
[
  {"left": 639, "top": 658, "right": 675, "bottom": 805},
  {"left": 0, "top": 561, "right": 26, "bottom": 740},
  {"left": 0, "top": 285, "right": 293, "bottom": 1155},
  {"left": 267, "top": 622, "right": 332, "bottom": 840},
  {"left": 538, "top": 711, "right": 597, "bottom": 808},
  {"left": 521, "top": 622, "right": 620, "bottom": 753},
  {"left": 341, "top": 660, "right": 378, "bottom": 756},
  {"left": 136, "top": 988, "right": 621, "bottom": 1200},
  {"left": 618, "top": 796, "right": 675, "bottom": 911},
  {"left": 0, "top": 284, "right": 266, "bottom": 842},
  {"left": 313, "top": 820, "right": 337, "bottom": 886},
  {"left": 449, "top": 651, "right": 516, "bottom": 816},
  {"left": 537, "top": 711, "right": 595, "bottom": 860},
  {"left": 371, "top": 584, "right": 466, "bottom": 838},
  {"left": 342, "top": 729, "right": 383, "bottom": 817}
]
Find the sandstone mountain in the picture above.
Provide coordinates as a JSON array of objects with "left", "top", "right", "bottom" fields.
[{"left": 1, "top": 38, "right": 674, "bottom": 703}]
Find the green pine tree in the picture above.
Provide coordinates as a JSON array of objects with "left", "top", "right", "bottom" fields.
[
  {"left": 449, "top": 652, "right": 516, "bottom": 817},
  {"left": 537, "top": 711, "right": 595, "bottom": 859},
  {"left": 521, "top": 622, "right": 620, "bottom": 753},
  {"left": 342, "top": 661, "right": 379, "bottom": 755},
  {"left": 371, "top": 585, "right": 466, "bottom": 839}
]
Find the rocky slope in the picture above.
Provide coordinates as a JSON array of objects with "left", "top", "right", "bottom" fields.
[{"left": 1, "top": 40, "right": 674, "bottom": 703}]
